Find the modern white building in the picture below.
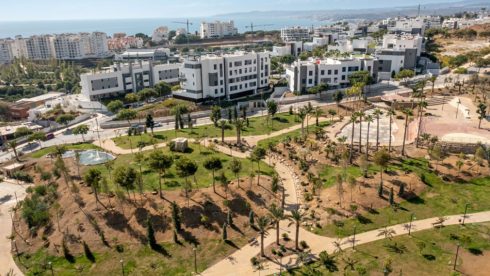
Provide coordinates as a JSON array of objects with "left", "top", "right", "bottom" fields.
[
  {"left": 115, "top": 48, "right": 171, "bottom": 62},
  {"left": 80, "top": 61, "right": 180, "bottom": 100},
  {"left": 387, "top": 17, "right": 426, "bottom": 35},
  {"left": 280, "top": 27, "right": 310, "bottom": 42},
  {"left": 285, "top": 56, "right": 376, "bottom": 93},
  {"left": 173, "top": 51, "right": 270, "bottom": 102},
  {"left": 381, "top": 34, "right": 423, "bottom": 56},
  {"left": 200, "top": 21, "right": 238, "bottom": 39},
  {"left": 152, "top": 26, "right": 169, "bottom": 43}
]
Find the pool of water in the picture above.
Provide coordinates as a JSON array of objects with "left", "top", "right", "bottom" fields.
[{"left": 62, "top": 150, "right": 115, "bottom": 165}]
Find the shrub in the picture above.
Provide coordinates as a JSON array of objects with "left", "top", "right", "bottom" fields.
[
  {"left": 300, "top": 240, "right": 309, "bottom": 249},
  {"left": 11, "top": 171, "right": 33, "bottom": 183},
  {"left": 21, "top": 195, "right": 50, "bottom": 229},
  {"left": 250, "top": 257, "right": 259, "bottom": 266},
  {"left": 282, "top": 233, "right": 290, "bottom": 241}
]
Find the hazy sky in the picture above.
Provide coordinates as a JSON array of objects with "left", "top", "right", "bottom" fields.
[{"left": 1, "top": 0, "right": 464, "bottom": 21}]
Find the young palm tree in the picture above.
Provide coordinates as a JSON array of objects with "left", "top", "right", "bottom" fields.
[
  {"left": 290, "top": 209, "right": 305, "bottom": 251},
  {"left": 349, "top": 113, "right": 358, "bottom": 164},
  {"left": 364, "top": 114, "right": 374, "bottom": 160},
  {"left": 268, "top": 204, "right": 285, "bottom": 245},
  {"left": 416, "top": 100, "right": 428, "bottom": 148},
  {"left": 256, "top": 216, "right": 270, "bottom": 257},
  {"left": 401, "top": 109, "right": 413, "bottom": 156},
  {"left": 357, "top": 111, "right": 365, "bottom": 153},
  {"left": 373, "top": 109, "right": 384, "bottom": 151},
  {"left": 305, "top": 103, "right": 313, "bottom": 132},
  {"left": 377, "top": 227, "right": 396, "bottom": 240},
  {"left": 218, "top": 120, "right": 227, "bottom": 143},
  {"left": 313, "top": 106, "right": 324, "bottom": 126},
  {"left": 387, "top": 108, "right": 396, "bottom": 153},
  {"left": 234, "top": 119, "right": 245, "bottom": 145},
  {"left": 298, "top": 107, "right": 308, "bottom": 137},
  {"left": 8, "top": 141, "right": 20, "bottom": 162}
]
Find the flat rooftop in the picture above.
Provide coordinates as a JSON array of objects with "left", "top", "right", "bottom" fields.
[
  {"left": 0, "top": 122, "right": 42, "bottom": 136},
  {"left": 16, "top": 92, "right": 64, "bottom": 103}
]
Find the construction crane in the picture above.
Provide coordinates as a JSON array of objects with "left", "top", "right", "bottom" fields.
[
  {"left": 245, "top": 23, "right": 273, "bottom": 42},
  {"left": 172, "top": 19, "right": 194, "bottom": 47}
]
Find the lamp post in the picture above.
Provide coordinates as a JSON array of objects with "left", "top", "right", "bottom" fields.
[
  {"left": 453, "top": 243, "right": 461, "bottom": 270},
  {"left": 48, "top": 261, "right": 54, "bottom": 276},
  {"left": 455, "top": 99, "right": 461, "bottom": 119},
  {"left": 352, "top": 225, "right": 357, "bottom": 249},
  {"left": 462, "top": 203, "right": 470, "bottom": 225},
  {"left": 408, "top": 213, "right": 415, "bottom": 236},
  {"left": 120, "top": 259, "right": 124, "bottom": 276}
]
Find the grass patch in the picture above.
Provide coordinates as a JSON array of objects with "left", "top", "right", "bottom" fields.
[
  {"left": 27, "top": 143, "right": 101, "bottom": 159},
  {"left": 316, "top": 158, "right": 490, "bottom": 237},
  {"left": 257, "top": 120, "right": 332, "bottom": 148},
  {"left": 94, "top": 143, "right": 274, "bottom": 191},
  {"left": 290, "top": 223, "right": 490, "bottom": 275},
  {"left": 17, "top": 238, "right": 245, "bottom": 276},
  {"left": 113, "top": 112, "right": 301, "bottom": 149}
]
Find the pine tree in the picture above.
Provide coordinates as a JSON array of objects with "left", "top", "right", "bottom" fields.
[
  {"left": 83, "top": 241, "right": 95, "bottom": 262},
  {"left": 222, "top": 223, "right": 228, "bottom": 241},
  {"left": 389, "top": 187, "right": 395, "bottom": 206},
  {"left": 147, "top": 217, "right": 157, "bottom": 249},
  {"left": 378, "top": 183, "right": 384, "bottom": 198},
  {"left": 398, "top": 183, "right": 405, "bottom": 197},
  {"left": 227, "top": 211, "right": 233, "bottom": 225},
  {"left": 249, "top": 210, "right": 255, "bottom": 226},
  {"left": 172, "top": 201, "right": 181, "bottom": 232}
]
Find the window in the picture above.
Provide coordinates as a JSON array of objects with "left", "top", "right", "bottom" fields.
[
  {"left": 308, "top": 71, "right": 313, "bottom": 76},
  {"left": 334, "top": 70, "right": 338, "bottom": 74},
  {"left": 328, "top": 70, "right": 331, "bottom": 75},
  {"left": 213, "top": 64, "right": 217, "bottom": 70},
  {"left": 342, "top": 75, "right": 346, "bottom": 80},
  {"left": 308, "top": 79, "right": 313, "bottom": 84},
  {"left": 229, "top": 62, "right": 232, "bottom": 67},
  {"left": 321, "top": 70, "right": 325, "bottom": 75},
  {"left": 342, "top": 67, "right": 346, "bottom": 72}
]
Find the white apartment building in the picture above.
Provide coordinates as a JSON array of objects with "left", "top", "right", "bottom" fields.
[
  {"left": 80, "top": 61, "right": 180, "bottom": 100},
  {"left": 281, "top": 27, "right": 310, "bottom": 42},
  {"left": 174, "top": 51, "right": 270, "bottom": 102},
  {"left": 200, "top": 21, "right": 238, "bottom": 39},
  {"left": 387, "top": 17, "right": 426, "bottom": 35},
  {"left": 0, "top": 32, "right": 109, "bottom": 62},
  {"left": 285, "top": 56, "right": 376, "bottom": 93},
  {"left": 382, "top": 34, "right": 423, "bottom": 56}
]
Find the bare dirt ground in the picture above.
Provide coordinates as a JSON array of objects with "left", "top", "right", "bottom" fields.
[
  {"left": 438, "top": 39, "right": 490, "bottom": 57},
  {"left": 459, "top": 249, "right": 490, "bottom": 276},
  {"left": 14, "top": 157, "right": 279, "bottom": 257}
]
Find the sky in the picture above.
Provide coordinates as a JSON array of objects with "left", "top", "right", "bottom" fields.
[{"left": 1, "top": 0, "right": 464, "bottom": 21}]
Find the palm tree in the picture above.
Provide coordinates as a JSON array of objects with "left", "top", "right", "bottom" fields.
[
  {"left": 305, "top": 103, "right": 314, "bottom": 132},
  {"left": 387, "top": 108, "right": 396, "bottom": 153},
  {"left": 148, "top": 151, "right": 174, "bottom": 199},
  {"left": 373, "top": 109, "right": 384, "bottom": 151},
  {"left": 234, "top": 119, "right": 245, "bottom": 145},
  {"left": 401, "top": 109, "right": 413, "bottom": 156},
  {"left": 429, "top": 75, "right": 437, "bottom": 96},
  {"left": 357, "top": 111, "right": 365, "bottom": 153},
  {"left": 377, "top": 227, "right": 396, "bottom": 240},
  {"left": 268, "top": 203, "right": 285, "bottom": 245},
  {"left": 349, "top": 113, "right": 358, "bottom": 164},
  {"left": 313, "top": 106, "right": 324, "bottom": 126},
  {"left": 298, "top": 107, "right": 308, "bottom": 137},
  {"left": 416, "top": 100, "right": 428, "bottom": 148},
  {"left": 290, "top": 209, "right": 305, "bottom": 251},
  {"left": 229, "top": 158, "right": 242, "bottom": 188},
  {"left": 8, "top": 141, "right": 19, "bottom": 162},
  {"left": 364, "top": 115, "right": 374, "bottom": 160},
  {"left": 218, "top": 120, "right": 227, "bottom": 143},
  {"left": 83, "top": 168, "right": 104, "bottom": 209},
  {"left": 257, "top": 216, "right": 270, "bottom": 257}
]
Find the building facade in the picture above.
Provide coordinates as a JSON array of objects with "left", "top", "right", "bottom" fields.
[
  {"left": 174, "top": 51, "right": 270, "bottom": 102},
  {"left": 200, "top": 21, "right": 238, "bottom": 39},
  {"left": 280, "top": 27, "right": 310, "bottom": 42},
  {"left": 80, "top": 61, "right": 180, "bottom": 100},
  {"left": 285, "top": 56, "right": 376, "bottom": 93}
]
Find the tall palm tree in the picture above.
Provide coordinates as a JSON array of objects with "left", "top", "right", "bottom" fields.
[
  {"left": 387, "top": 108, "right": 396, "bottom": 153},
  {"left": 298, "top": 107, "right": 308, "bottom": 137},
  {"left": 373, "top": 109, "right": 384, "bottom": 151},
  {"left": 257, "top": 216, "right": 270, "bottom": 257},
  {"left": 364, "top": 115, "right": 374, "bottom": 160},
  {"left": 219, "top": 120, "right": 227, "bottom": 143},
  {"left": 401, "top": 108, "right": 413, "bottom": 156},
  {"left": 357, "top": 111, "right": 365, "bottom": 153},
  {"left": 415, "top": 100, "right": 428, "bottom": 148},
  {"left": 268, "top": 204, "right": 285, "bottom": 245},
  {"left": 234, "top": 119, "right": 245, "bottom": 145},
  {"left": 349, "top": 113, "right": 358, "bottom": 164},
  {"left": 429, "top": 75, "right": 437, "bottom": 96},
  {"left": 305, "top": 103, "right": 314, "bottom": 132},
  {"left": 290, "top": 209, "right": 305, "bottom": 251},
  {"left": 7, "top": 141, "right": 19, "bottom": 162},
  {"left": 313, "top": 106, "right": 324, "bottom": 126}
]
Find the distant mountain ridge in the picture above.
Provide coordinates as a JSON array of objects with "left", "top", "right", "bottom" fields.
[{"left": 213, "top": 0, "right": 490, "bottom": 22}]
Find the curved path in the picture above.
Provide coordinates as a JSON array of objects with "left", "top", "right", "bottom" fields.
[{"left": 94, "top": 116, "right": 490, "bottom": 276}]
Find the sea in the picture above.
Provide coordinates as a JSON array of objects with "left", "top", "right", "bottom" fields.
[{"left": 0, "top": 17, "right": 328, "bottom": 38}]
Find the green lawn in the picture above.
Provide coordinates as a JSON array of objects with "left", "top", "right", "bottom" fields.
[
  {"left": 290, "top": 223, "right": 490, "bottom": 275},
  {"left": 316, "top": 158, "right": 490, "bottom": 237},
  {"left": 113, "top": 112, "right": 301, "bottom": 149},
  {"left": 27, "top": 143, "right": 101, "bottom": 159},
  {"left": 18, "top": 238, "right": 246, "bottom": 276},
  {"left": 93, "top": 143, "right": 274, "bottom": 191},
  {"left": 256, "top": 121, "right": 332, "bottom": 148}
]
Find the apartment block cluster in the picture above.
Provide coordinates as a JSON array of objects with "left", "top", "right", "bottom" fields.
[
  {"left": 0, "top": 32, "right": 110, "bottom": 63},
  {"left": 81, "top": 51, "right": 270, "bottom": 102},
  {"left": 200, "top": 21, "right": 238, "bottom": 39}
]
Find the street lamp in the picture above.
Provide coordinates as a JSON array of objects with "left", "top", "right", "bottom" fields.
[
  {"left": 462, "top": 203, "right": 470, "bottom": 225},
  {"left": 352, "top": 225, "right": 357, "bottom": 249},
  {"left": 48, "top": 261, "right": 54, "bottom": 276},
  {"left": 453, "top": 243, "right": 461, "bottom": 270}
]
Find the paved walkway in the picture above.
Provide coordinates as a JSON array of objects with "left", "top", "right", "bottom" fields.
[{"left": 0, "top": 180, "right": 30, "bottom": 276}]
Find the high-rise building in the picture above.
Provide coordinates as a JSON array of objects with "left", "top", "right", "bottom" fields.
[{"left": 200, "top": 21, "right": 238, "bottom": 39}]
